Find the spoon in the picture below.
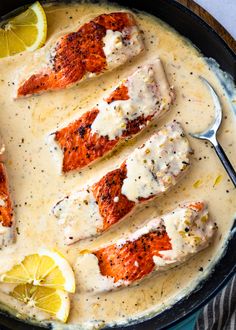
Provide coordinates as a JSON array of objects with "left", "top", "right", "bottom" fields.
[{"left": 189, "top": 76, "right": 236, "bottom": 187}]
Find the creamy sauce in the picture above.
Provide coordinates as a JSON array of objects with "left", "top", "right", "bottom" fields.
[
  {"left": 103, "top": 26, "right": 144, "bottom": 70},
  {"left": 54, "top": 188, "right": 102, "bottom": 244},
  {"left": 0, "top": 222, "right": 13, "bottom": 247},
  {"left": 0, "top": 2, "right": 235, "bottom": 329},
  {"left": 91, "top": 59, "right": 172, "bottom": 139},
  {"left": 159, "top": 204, "right": 213, "bottom": 260},
  {"left": 122, "top": 121, "right": 190, "bottom": 201}
]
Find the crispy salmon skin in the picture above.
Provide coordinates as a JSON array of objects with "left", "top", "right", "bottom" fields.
[
  {"left": 17, "top": 12, "right": 144, "bottom": 97},
  {"left": 53, "top": 121, "right": 191, "bottom": 244},
  {"left": 52, "top": 59, "right": 174, "bottom": 172},
  {"left": 0, "top": 163, "right": 15, "bottom": 247},
  {"left": 75, "top": 202, "right": 217, "bottom": 292}
]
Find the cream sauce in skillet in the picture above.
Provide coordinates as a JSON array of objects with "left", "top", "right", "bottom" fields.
[{"left": 0, "top": 2, "right": 235, "bottom": 329}]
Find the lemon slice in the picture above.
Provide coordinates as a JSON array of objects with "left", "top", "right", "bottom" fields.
[
  {"left": 11, "top": 283, "right": 70, "bottom": 322},
  {"left": 0, "top": 1, "right": 47, "bottom": 58},
  {"left": 0, "top": 249, "right": 75, "bottom": 293}
]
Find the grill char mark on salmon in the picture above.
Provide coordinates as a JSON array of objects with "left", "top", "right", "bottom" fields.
[{"left": 17, "top": 12, "right": 144, "bottom": 97}]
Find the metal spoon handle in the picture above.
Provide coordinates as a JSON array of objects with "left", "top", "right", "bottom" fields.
[{"left": 213, "top": 141, "right": 236, "bottom": 187}]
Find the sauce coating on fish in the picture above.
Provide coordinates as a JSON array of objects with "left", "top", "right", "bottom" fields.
[{"left": 0, "top": 163, "right": 15, "bottom": 247}]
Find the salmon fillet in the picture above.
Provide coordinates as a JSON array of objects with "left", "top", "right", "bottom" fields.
[
  {"left": 52, "top": 59, "right": 174, "bottom": 172},
  {"left": 0, "top": 162, "right": 15, "bottom": 248},
  {"left": 17, "top": 12, "right": 144, "bottom": 97},
  {"left": 75, "top": 201, "right": 217, "bottom": 292},
  {"left": 53, "top": 121, "right": 191, "bottom": 244}
]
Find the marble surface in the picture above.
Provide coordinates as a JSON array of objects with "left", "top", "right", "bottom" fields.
[{"left": 195, "top": 0, "right": 236, "bottom": 39}]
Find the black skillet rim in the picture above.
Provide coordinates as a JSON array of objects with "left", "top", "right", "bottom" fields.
[{"left": 0, "top": 0, "right": 235, "bottom": 329}]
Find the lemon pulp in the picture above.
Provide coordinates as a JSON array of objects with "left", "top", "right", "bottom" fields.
[
  {"left": 0, "top": 249, "right": 75, "bottom": 293},
  {"left": 0, "top": 1, "right": 47, "bottom": 58},
  {"left": 11, "top": 283, "right": 70, "bottom": 322}
]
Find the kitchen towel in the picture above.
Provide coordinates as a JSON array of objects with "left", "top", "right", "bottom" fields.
[{"left": 195, "top": 274, "right": 236, "bottom": 330}]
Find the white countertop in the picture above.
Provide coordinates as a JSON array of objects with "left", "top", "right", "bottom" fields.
[{"left": 195, "top": 0, "right": 236, "bottom": 39}]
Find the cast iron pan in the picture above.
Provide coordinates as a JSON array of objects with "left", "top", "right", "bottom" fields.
[{"left": 0, "top": 1, "right": 235, "bottom": 329}]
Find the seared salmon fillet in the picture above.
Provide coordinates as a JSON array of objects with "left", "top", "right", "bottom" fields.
[
  {"left": 75, "top": 201, "right": 217, "bottom": 292},
  {"left": 53, "top": 121, "right": 191, "bottom": 244},
  {"left": 0, "top": 162, "right": 15, "bottom": 247},
  {"left": 17, "top": 12, "right": 144, "bottom": 97},
  {"left": 52, "top": 59, "right": 174, "bottom": 172}
]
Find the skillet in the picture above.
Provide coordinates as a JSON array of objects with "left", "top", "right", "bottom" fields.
[{"left": 0, "top": 0, "right": 235, "bottom": 329}]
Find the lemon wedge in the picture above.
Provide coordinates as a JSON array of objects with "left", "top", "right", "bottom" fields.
[
  {"left": 0, "top": 1, "right": 47, "bottom": 58},
  {"left": 0, "top": 249, "right": 75, "bottom": 293},
  {"left": 11, "top": 283, "right": 70, "bottom": 322}
]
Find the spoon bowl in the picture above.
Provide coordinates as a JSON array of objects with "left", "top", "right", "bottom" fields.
[{"left": 189, "top": 76, "right": 236, "bottom": 187}]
